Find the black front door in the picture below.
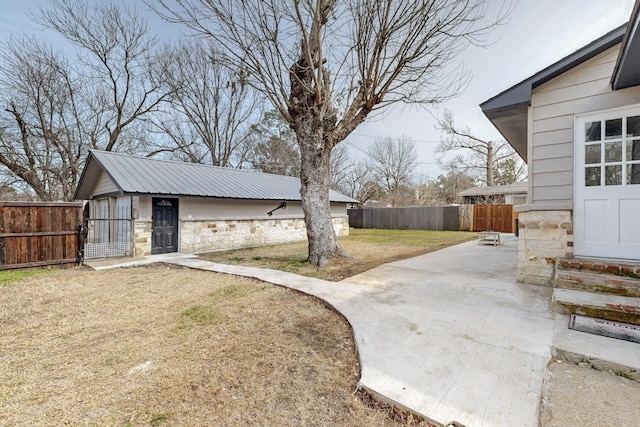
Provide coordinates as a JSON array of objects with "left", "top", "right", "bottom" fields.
[{"left": 152, "top": 198, "right": 178, "bottom": 254}]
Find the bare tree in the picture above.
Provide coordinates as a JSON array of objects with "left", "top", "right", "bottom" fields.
[
  {"left": 339, "top": 160, "right": 378, "bottom": 207},
  {"left": 0, "top": 1, "right": 176, "bottom": 200},
  {"left": 153, "top": 42, "right": 260, "bottom": 167},
  {"left": 248, "top": 110, "right": 301, "bottom": 176},
  {"left": 329, "top": 144, "right": 353, "bottom": 192},
  {"left": 437, "top": 109, "right": 526, "bottom": 186},
  {"left": 35, "top": 0, "right": 173, "bottom": 153},
  {"left": 0, "top": 37, "right": 89, "bottom": 201},
  {"left": 153, "top": 0, "right": 509, "bottom": 265},
  {"left": 367, "top": 136, "right": 418, "bottom": 207}
]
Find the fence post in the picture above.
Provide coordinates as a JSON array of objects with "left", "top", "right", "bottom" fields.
[{"left": 76, "top": 223, "right": 84, "bottom": 265}]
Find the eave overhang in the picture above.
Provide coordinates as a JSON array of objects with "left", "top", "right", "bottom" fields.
[
  {"left": 480, "top": 24, "right": 627, "bottom": 163},
  {"left": 612, "top": 1, "right": 640, "bottom": 89}
]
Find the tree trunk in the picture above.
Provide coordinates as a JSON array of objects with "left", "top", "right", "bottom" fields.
[
  {"left": 487, "top": 140, "right": 494, "bottom": 186},
  {"left": 297, "top": 128, "right": 347, "bottom": 266}
]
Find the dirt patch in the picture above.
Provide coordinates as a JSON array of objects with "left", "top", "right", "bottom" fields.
[
  {"left": 198, "top": 229, "right": 477, "bottom": 281},
  {"left": 0, "top": 266, "right": 431, "bottom": 426},
  {"left": 541, "top": 360, "right": 640, "bottom": 426}
]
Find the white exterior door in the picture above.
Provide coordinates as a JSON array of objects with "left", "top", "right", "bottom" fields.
[{"left": 575, "top": 108, "right": 640, "bottom": 260}]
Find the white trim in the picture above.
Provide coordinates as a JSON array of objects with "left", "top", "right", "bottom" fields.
[{"left": 574, "top": 102, "right": 640, "bottom": 119}]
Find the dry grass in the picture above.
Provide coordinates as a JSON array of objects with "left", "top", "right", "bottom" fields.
[
  {"left": 198, "top": 229, "right": 478, "bottom": 281},
  {"left": 0, "top": 266, "right": 429, "bottom": 426}
]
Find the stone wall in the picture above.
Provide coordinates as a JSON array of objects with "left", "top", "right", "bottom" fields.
[
  {"left": 134, "top": 216, "right": 350, "bottom": 255},
  {"left": 516, "top": 210, "right": 573, "bottom": 285}
]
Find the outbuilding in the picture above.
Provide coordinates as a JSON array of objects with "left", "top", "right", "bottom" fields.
[{"left": 74, "top": 150, "right": 354, "bottom": 259}]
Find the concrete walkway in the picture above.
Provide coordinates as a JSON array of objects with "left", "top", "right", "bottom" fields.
[{"left": 155, "top": 235, "right": 554, "bottom": 427}]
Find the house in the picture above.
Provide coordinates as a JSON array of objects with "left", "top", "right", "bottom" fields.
[
  {"left": 457, "top": 181, "right": 528, "bottom": 205},
  {"left": 74, "top": 150, "right": 354, "bottom": 259},
  {"left": 481, "top": 2, "right": 640, "bottom": 285}
]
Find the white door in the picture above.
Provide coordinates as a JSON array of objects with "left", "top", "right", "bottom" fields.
[{"left": 575, "top": 108, "right": 640, "bottom": 260}]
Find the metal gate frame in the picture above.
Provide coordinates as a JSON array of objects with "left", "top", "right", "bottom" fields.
[{"left": 81, "top": 218, "right": 134, "bottom": 260}]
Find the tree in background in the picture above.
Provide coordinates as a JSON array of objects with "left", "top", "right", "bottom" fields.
[
  {"left": 0, "top": 37, "right": 89, "bottom": 201},
  {"left": 0, "top": 1, "right": 173, "bottom": 200},
  {"left": 329, "top": 144, "right": 353, "bottom": 193},
  {"left": 248, "top": 110, "right": 301, "bottom": 177},
  {"left": 154, "top": 0, "right": 509, "bottom": 266},
  {"left": 153, "top": 42, "right": 260, "bottom": 167},
  {"left": 436, "top": 109, "right": 526, "bottom": 186},
  {"left": 367, "top": 136, "right": 418, "bottom": 207},
  {"left": 425, "top": 168, "right": 476, "bottom": 205},
  {"left": 338, "top": 160, "right": 379, "bottom": 207},
  {"left": 36, "top": 0, "right": 173, "bottom": 153}
]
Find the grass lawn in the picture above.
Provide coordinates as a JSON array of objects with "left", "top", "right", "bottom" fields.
[
  {"left": 0, "top": 230, "right": 472, "bottom": 426},
  {"left": 198, "top": 229, "right": 478, "bottom": 281},
  {"left": 0, "top": 266, "right": 430, "bottom": 426}
]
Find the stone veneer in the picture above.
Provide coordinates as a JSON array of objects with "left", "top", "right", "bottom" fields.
[
  {"left": 516, "top": 210, "right": 573, "bottom": 285},
  {"left": 134, "top": 220, "right": 152, "bottom": 257},
  {"left": 134, "top": 216, "right": 350, "bottom": 256}
]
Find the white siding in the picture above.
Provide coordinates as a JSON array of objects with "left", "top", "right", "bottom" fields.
[
  {"left": 179, "top": 197, "right": 347, "bottom": 220},
  {"left": 181, "top": 198, "right": 305, "bottom": 220},
  {"left": 92, "top": 170, "right": 118, "bottom": 197},
  {"left": 530, "top": 45, "right": 640, "bottom": 205}
]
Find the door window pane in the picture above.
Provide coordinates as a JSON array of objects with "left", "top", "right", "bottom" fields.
[
  {"left": 628, "top": 164, "right": 640, "bottom": 185},
  {"left": 585, "top": 167, "right": 601, "bottom": 186},
  {"left": 605, "top": 165, "right": 622, "bottom": 185},
  {"left": 585, "top": 121, "right": 601, "bottom": 142},
  {"left": 606, "top": 118, "right": 622, "bottom": 140},
  {"left": 628, "top": 116, "right": 640, "bottom": 137},
  {"left": 585, "top": 144, "right": 601, "bottom": 164},
  {"left": 605, "top": 141, "right": 622, "bottom": 162},
  {"left": 628, "top": 139, "right": 640, "bottom": 161}
]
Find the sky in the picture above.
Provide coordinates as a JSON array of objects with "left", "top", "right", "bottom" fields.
[{"left": 0, "top": 0, "right": 636, "bottom": 180}]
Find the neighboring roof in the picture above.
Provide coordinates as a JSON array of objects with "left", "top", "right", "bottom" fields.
[
  {"left": 480, "top": 23, "right": 628, "bottom": 162},
  {"left": 458, "top": 181, "right": 528, "bottom": 197},
  {"left": 74, "top": 150, "right": 355, "bottom": 203}
]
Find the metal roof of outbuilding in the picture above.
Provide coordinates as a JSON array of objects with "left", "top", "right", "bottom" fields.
[
  {"left": 458, "top": 181, "right": 528, "bottom": 197},
  {"left": 74, "top": 150, "right": 355, "bottom": 203}
]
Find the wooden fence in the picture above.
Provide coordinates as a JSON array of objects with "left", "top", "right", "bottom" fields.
[
  {"left": 348, "top": 204, "right": 517, "bottom": 233},
  {"left": 472, "top": 204, "right": 518, "bottom": 233},
  {"left": 0, "top": 202, "right": 83, "bottom": 270},
  {"left": 348, "top": 206, "right": 460, "bottom": 231}
]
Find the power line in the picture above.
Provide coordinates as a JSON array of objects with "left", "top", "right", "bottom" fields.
[{"left": 348, "top": 132, "right": 442, "bottom": 144}]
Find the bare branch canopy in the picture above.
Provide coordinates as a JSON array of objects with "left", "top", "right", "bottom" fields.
[{"left": 152, "top": 0, "right": 511, "bottom": 265}]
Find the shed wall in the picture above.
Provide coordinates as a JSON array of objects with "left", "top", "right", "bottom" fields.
[
  {"left": 132, "top": 196, "right": 349, "bottom": 256},
  {"left": 136, "top": 197, "right": 347, "bottom": 221},
  {"left": 530, "top": 45, "right": 640, "bottom": 205},
  {"left": 93, "top": 170, "right": 118, "bottom": 197}
]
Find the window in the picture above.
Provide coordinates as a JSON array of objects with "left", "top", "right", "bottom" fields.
[{"left": 584, "top": 114, "right": 640, "bottom": 186}]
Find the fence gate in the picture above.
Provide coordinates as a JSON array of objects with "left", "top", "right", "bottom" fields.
[
  {"left": 472, "top": 204, "right": 516, "bottom": 233},
  {"left": 82, "top": 218, "right": 134, "bottom": 260},
  {"left": 0, "top": 202, "right": 83, "bottom": 270}
]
